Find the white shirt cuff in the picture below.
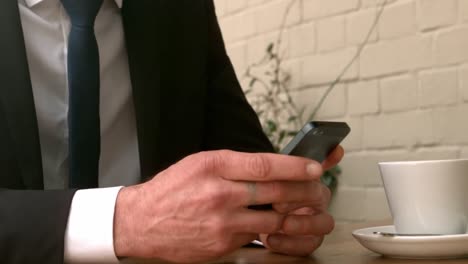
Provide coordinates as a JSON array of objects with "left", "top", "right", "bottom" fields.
[{"left": 64, "top": 187, "right": 124, "bottom": 263}]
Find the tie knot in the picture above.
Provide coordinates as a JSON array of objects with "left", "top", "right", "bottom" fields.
[{"left": 61, "top": 0, "right": 104, "bottom": 27}]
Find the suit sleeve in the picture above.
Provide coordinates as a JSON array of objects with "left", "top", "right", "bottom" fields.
[
  {"left": 0, "top": 189, "right": 76, "bottom": 264},
  {"left": 202, "top": 0, "right": 275, "bottom": 153}
]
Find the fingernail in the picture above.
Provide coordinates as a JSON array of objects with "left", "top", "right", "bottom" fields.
[
  {"left": 307, "top": 163, "right": 322, "bottom": 178},
  {"left": 268, "top": 235, "right": 282, "bottom": 249}
]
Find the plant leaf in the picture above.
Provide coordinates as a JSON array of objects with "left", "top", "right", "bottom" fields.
[
  {"left": 266, "top": 120, "right": 277, "bottom": 133},
  {"left": 266, "top": 42, "right": 274, "bottom": 53},
  {"left": 249, "top": 78, "right": 257, "bottom": 87},
  {"left": 278, "top": 130, "right": 286, "bottom": 145}
]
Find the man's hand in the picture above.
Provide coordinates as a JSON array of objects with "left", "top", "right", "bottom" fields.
[
  {"left": 112, "top": 150, "right": 327, "bottom": 263},
  {"left": 260, "top": 146, "right": 345, "bottom": 256}
]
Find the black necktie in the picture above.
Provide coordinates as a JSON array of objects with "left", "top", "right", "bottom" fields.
[{"left": 62, "top": 0, "right": 104, "bottom": 189}]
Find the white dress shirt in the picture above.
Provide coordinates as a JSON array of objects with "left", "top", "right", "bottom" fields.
[{"left": 18, "top": 0, "right": 140, "bottom": 262}]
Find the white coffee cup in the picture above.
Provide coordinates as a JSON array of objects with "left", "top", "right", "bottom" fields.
[{"left": 379, "top": 159, "right": 468, "bottom": 235}]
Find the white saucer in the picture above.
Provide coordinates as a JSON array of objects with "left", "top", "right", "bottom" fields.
[{"left": 352, "top": 225, "right": 468, "bottom": 259}]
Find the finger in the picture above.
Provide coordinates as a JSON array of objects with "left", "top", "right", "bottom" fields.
[
  {"left": 273, "top": 201, "right": 323, "bottom": 214},
  {"left": 201, "top": 150, "right": 323, "bottom": 182},
  {"left": 262, "top": 234, "right": 324, "bottom": 257},
  {"left": 273, "top": 185, "right": 331, "bottom": 213},
  {"left": 231, "top": 209, "right": 285, "bottom": 234},
  {"left": 274, "top": 202, "right": 319, "bottom": 214},
  {"left": 281, "top": 213, "right": 335, "bottom": 236},
  {"left": 237, "top": 180, "right": 324, "bottom": 206},
  {"left": 322, "top": 145, "right": 344, "bottom": 171}
]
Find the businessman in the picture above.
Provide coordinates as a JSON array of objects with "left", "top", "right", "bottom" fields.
[{"left": 0, "top": 0, "right": 344, "bottom": 263}]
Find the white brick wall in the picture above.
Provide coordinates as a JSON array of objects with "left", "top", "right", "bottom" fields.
[
  {"left": 215, "top": 0, "right": 468, "bottom": 223},
  {"left": 303, "top": 0, "right": 360, "bottom": 20},
  {"left": 380, "top": 74, "right": 418, "bottom": 112},
  {"left": 364, "top": 188, "right": 390, "bottom": 221},
  {"left": 360, "top": 35, "right": 433, "bottom": 78},
  {"left": 418, "top": 0, "right": 457, "bottom": 31},
  {"left": 379, "top": 1, "right": 417, "bottom": 40},
  {"left": 302, "top": 48, "right": 359, "bottom": 85},
  {"left": 461, "top": 64, "right": 468, "bottom": 101},
  {"left": 461, "top": 0, "right": 468, "bottom": 22},
  {"left": 419, "top": 68, "right": 458, "bottom": 108},
  {"left": 255, "top": 0, "right": 301, "bottom": 33},
  {"left": 436, "top": 27, "right": 468, "bottom": 66},
  {"left": 317, "top": 16, "right": 346, "bottom": 52},
  {"left": 346, "top": 9, "right": 379, "bottom": 45},
  {"left": 288, "top": 21, "right": 316, "bottom": 58},
  {"left": 348, "top": 80, "right": 379, "bottom": 115}
]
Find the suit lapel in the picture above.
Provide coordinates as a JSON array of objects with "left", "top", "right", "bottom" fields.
[
  {"left": 122, "top": 0, "right": 166, "bottom": 180},
  {"left": 0, "top": 0, "right": 44, "bottom": 188}
]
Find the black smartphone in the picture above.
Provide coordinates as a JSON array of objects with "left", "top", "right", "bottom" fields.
[
  {"left": 249, "top": 121, "right": 350, "bottom": 210},
  {"left": 280, "top": 121, "right": 351, "bottom": 162}
]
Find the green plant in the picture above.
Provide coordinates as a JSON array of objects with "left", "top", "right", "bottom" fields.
[
  {"left": 244, "top": 41, "right": 303, "bottom": 153},
  {"left": 243, "top": 40, "right": 339, "bottom": 193},
  {"left": 242, "top": 0, "right": 388, "bottom": 194}
]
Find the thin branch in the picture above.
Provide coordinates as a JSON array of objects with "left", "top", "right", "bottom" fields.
[
  {"left": 275, "top": 0, "right": 299, "bottom": 54},
  {"left": 272, "top": 0, "right": 303, "bottom": 124},
  {"left": 245, "top": 73, "right": 274, "bottom": 94},
  {"left": 308, "top": 0, "right": 389, "bottom": 120}
]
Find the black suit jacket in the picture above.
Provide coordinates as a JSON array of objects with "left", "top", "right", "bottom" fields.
[{"left": 0, "top": 1, "right": 274, "bottom": 263}]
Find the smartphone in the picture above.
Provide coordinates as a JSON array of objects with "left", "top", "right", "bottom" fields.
[
  {"left": 280, "top": 121, "right": 351, "bottom": 162},
  {"left": 249, "top": 121, "right": 350, "bottom": 210}
]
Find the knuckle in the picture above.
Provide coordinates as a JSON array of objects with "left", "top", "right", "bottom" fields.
[
  {"left": 246, "top": 155, "right": 271, "bottom": 179},
  {"left": 286, "top": 216, "right": 308, "bottom": 234},
  {"left": 271, "top": 214, "right": 285, "bottom": 233},
  {"left": 250, "top": 213, "right": 283, "bottom": 234},
  {"left": 212, "top": 187, "right": 234, "bottom": 208},
  {"left": 203, "top": 182, "right": 232, "bottom": 209},
  {"left": 273, "top": 203, "right": 291, "bottom": 214},
  {"left": 206, "top": 193, "right": 224, "bottom": 210},
  {"left": 268, "top": 182, "right": 286, "bottom": 200},
  {"left": 177, "top": 153, "right": 200, "bottom": 172},
  {"left": 282, "top": 217, "right": 297, "bottom": 233},
  {"left": 262, "top": 215, "right": 283, "bottom": 234},
  {"left": 200, "top": 151, "right": 225, "bottom": 174}
]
